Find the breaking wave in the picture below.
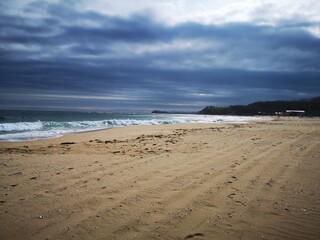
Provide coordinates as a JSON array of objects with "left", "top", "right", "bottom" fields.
[{"left": 0, "top": 115, "right": 260, "bottom": 142}]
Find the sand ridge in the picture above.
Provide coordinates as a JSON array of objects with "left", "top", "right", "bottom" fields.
[{"left": 0, "top": 119, "right": 320, "bottom": 239}]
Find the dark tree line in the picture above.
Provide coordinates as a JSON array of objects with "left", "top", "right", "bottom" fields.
[{"left": 198, "top": 97, "right": 320, "bottom": 116}]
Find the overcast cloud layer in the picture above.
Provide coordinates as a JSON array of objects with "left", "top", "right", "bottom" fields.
[{"left": 1, "top": 0, "right": 320, "bottom": 112}]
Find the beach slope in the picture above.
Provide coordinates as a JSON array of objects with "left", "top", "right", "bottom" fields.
[{"left": 1, "top": 119, "right": 320, "bottom": 239}]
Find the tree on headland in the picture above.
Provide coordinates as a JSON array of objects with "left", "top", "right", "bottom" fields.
[{"left": 198, "top": 97, "right": 320, "bottom": 116}]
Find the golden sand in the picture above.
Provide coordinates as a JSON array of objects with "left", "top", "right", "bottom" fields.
[{"left": 1, "top": 118, "right": 320, "bottom": 239}]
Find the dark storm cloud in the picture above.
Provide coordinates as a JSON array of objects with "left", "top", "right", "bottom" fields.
[{"left": 1, "top": 1, "right": 320, "bottom": 111}]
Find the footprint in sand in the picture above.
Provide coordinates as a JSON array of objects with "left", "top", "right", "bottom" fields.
[
  {"left": 227, "top": 193, "right": 236, "bottom": 199},
  {"left": 185, "top": 233, "right": 204, "bottom": 239}
]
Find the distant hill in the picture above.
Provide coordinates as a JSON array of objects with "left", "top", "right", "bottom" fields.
[
  {"left": 198, "top": 97, "right": 320, "bottom": 116},
  {"left": 152, "top": 110, "right": 169, "bottom": 114},
  {"left": 152, "top": 110, "right": 196, "bottom": 114}
]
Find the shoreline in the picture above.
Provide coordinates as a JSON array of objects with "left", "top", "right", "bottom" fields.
[
  {"left": 0, "top": 122, "right": 230, "bottom": 146},
  {"left": 0, "top": 114, "right": 267, "bottom": 143},
  {"left": 1, "top": 118, "right": 319, "bottom": 239}
]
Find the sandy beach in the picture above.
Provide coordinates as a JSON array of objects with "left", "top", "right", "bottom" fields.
[{"left": 0, "top": 118, "right": 319, "bottom": 240}]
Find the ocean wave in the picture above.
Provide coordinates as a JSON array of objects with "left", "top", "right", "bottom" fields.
[
  {"left": 0, "top": 121, "right": 43, "bottom": 132},
  {"left": 0, "top": 115, "right": 261, "bottom": 141}
]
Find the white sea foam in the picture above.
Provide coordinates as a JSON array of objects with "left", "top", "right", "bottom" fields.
[
  {"left": 0, "top": 114, "right": 262, "bottom": 142},
  {"left": 0, "top": 121, "right": 43, "bottom": 132}
]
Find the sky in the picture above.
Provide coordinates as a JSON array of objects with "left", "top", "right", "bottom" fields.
[{"left": 1, "top": 0, "right": 320, "bottom": 112}]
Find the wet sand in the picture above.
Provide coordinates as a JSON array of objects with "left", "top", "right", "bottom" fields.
[{"left": 0, "top": 118, "right": 320, "bottom": 239}]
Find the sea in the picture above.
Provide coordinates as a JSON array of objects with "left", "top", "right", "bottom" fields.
[{"left": 0, "top": 110, "right": 261, "bottom": 142}]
